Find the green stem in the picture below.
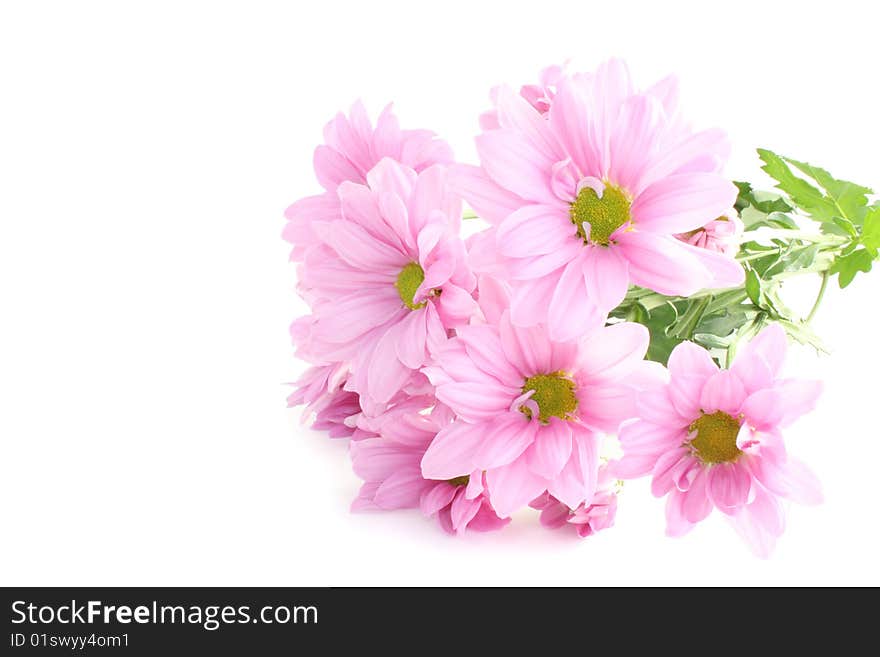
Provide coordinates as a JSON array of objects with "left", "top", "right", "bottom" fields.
[{"left": 805, "top": 271, "right": 830, "bottom": 324}]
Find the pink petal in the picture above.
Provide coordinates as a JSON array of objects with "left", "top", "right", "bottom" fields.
[
  {"left": 637, "top": 388, "right": 688, "bottom": 426},
  {"left": 608, "top": 94, "right": 663, "bottom": 193},
  {"left": 547, "top": 425, "right": 599, "bottom": 509},
  {"left": 525, "top": 419, "right": 574, "bottom": 478},
  {"left": 548, "top": 77, "right": 599, "bottom": 178},
  {"left": 728, "top": 485, "right": 785, "bottom": 558},
  {"left": 773, "top": 379, "right": 823, "bottom": 428},
  {"left": 498, "top": 312, "right": 553, "bottom": 376},
  {"left": 548, "top": 257, "right": 605, "bottom": 341},
  {"left": 699, "top": 370, "right": 746, "bottom": 415},
  {"left": 448, "top": 164, "right": 524, "bottom": 226},
  {"left": 314, "top": 144, "right": 362, "bottom": 191},
  {"left": 434, "top": 283, "right": 478, "bottom": 326},
  {"left": 750, "top": 455, "right": 823, "bottom": 506},
  {"left": 496, "top": 204, "right": 576, "bottom": 257},
  {"left": 578, "top": 322, "right": 650, "bottom": 383},
  {"left": 420, "top": 482, "right": 457, "bottom": 516},
  {"left": 435, "top": 381, "right": 518, "bottom": 423},
  {"left": 373, "top": 468, "right": 430, "bottom": 509},
  {"left": 733, "top": 323, "right": 787, "bottom": 378},
  {"left": 577, "top": 383, "right": 638, "bottom": 434},
  {"left": 486, "top": 458, "right": 550, "bottom": 518},
  {"left": 366, "top": 324, "right": 414, "bottom": 404},
  {"left": 582, "top": 245, "right": 629, "bottom": 316},
  {"left": 681, "top": 469, "right": 713, "bottom": 523},
  {"left": 677, "top": 241, "right": 745, "bottom": 289},
  {"left": 395, "top": 309, "right": 428, "bottom": 369},
  {"left": 455, "top": 324, "right": 522, "bottom": 388},
  {"left": 365, "top": 157, "right": 417, "bottom": 202},
  {"left": 638, "top": 128, "right": 730, "bottom": 193},
  {"left": 314, "top": 217, "right": 408, "bottom": 270},
  {"left": 475, "top": 129, "right": 556, "bottom": 205},
  {"left": 450, "top": 491, "right": 482, "bottom": 531},
  {"left": 633, "top": 173, "right": 737, "bottom": 234},
  {"left": 409, "top": 164, "right": 458, "bottom": 236},
  {"left": 665, "top": 490, "right": 696, "bottom": 537},
  {"left": 615, "top": 231, "right": 712, "bottom": 296},
  {"left": 475, "top": 273, "right": 511, "bottom": 325},
  {"left": 495, "top": 85, "right": 565, "bottom": 162},
  {"left": 650, "top": 447, "right": 691, "bottom": 497},
  {"left": 706, "top": 463, "right": 751, "bottom": 514},
  {"left": 420, "top": 421, "right": 487, "bottom": 480},
  {"left": 473, "top": 412, "right": 538, "bottom": 470}
]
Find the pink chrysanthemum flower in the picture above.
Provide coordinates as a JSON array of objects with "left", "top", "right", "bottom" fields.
[
  {"left": 677, "top": 210, "right": 744, "bottom": 258},
  {"left": 283, "top": 101, "right": 453, "bottom": 261},
  {"left": 530, "top": 465, "right": 620, "bottom": 538},
  {"left": 615, "top": 324, "right": 823, "bottom": 556},
  {"left": 420, "top": 310, "right": 659, "bottom": 517},
  {"left": 292, "top": 158, "right": 477, "bottom": 412},
  {"left": 451, "top": 59, "right": 744, "bottom": 341},
  {"left": 350, "top": 411, "right": 508, "bottom": 534}
]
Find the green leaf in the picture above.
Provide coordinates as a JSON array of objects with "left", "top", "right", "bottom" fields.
[
  {"left": 643, "top": 303, "right": 683, "bottom": 366},
  {"left": 861, "top": 206, "right": 880, "bottom": 251},
  {"left": 831, "top": 249, "right": 873, "bottom": 288},
  {"left": 745, "top": 269, "right": 762, "bottom": 306},
  {"left": 784, "top": 156, "right": 872, "bottom": 226},
  {"left": 758, "top": 149, "right": 837, "bottom": 222}
]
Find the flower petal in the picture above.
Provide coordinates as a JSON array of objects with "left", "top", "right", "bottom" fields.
[
  {"left": 525, "top": 419, "right": 574, "bottom": 479},
  {"left": 633, "top": 173, "right": 738, "bottom": 234},
  {"left": 615, "top": 232, "right": 712, "bottom": 296},
  {"left": 699, "top": 370, "right": 746, "bottom": 415},
  {"left": 486, "top": 458, "right": 550, "bottom": 518},
  {"left": 578, "top": 322, "right": 650, "bottom": 383},
  {"left": 473, "top": 412, "right": 538, "bottom": 471},
  {"left": 420, "top": 421, "right": 488, "bottom": 480}
]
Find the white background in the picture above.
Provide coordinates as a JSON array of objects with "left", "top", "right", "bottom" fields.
[{"left": 2, "top": 0, "right": 878, "bottom": 586}]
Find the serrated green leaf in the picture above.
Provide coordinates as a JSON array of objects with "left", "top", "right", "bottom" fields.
[
  {"left": 831, "top": 249, "right": 873, "bottom": 288},
  {"left": 832, "top": 215, "right": 858, "bottom": 237},
  {"left": 784, "top": 156, "right": 872, "bottom": 226},
  {"left": 758, "top": 149, "right": 837, "bottom": 222},
  {"left": 861, "top": 206, "right": 880, "bottom": 251}
]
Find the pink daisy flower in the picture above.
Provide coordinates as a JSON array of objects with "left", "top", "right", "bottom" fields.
[
  {"left": 283, "top": 101, "right": 453, "bottom": 261},
  {"left": 615, "top": 323, "right": 823, "bottom": 557},
  {"left": 350, "top": 411, "right": 508, "bottom": 534},
  {"left": 451, "top": 59, "right": 744, "bottom": 341},
  {"left": 530, "top": 465, "right": 620, "bottom": 538},
  {"left": 294, "top": 158, "right": 477, "bottom": 412},
  {"left": 420, "top": 310, "right": 659, "bottom": 517}
]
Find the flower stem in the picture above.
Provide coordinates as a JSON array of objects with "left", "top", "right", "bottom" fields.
[{"left": 805, "top": 271, "right": 830, "bottom": 324}]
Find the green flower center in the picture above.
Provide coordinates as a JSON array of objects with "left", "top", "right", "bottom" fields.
[
  {"left": 447, "top": 475, "right": 470, "bottom": 487},
  {"left": 395, "top": 262, "right": 427, "bottom": 310},
  {"left": 521, "top": 372, "right": 578, "bottom": 423},
  {"left": 570, "top": 183, "right": 632, "bottom": 245},
  {"left": 688, "top": 411, "right": 742, "bottom": 464}
]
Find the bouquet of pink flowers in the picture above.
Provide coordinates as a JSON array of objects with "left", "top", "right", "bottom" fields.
[{"left": 284, "top": 60, "right": 878, "bottom": 556}]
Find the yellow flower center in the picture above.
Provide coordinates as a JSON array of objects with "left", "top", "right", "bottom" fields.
[
  {"left": 395, "top": 262, "right": 427, "bottom": 310},
  {"left": 521, "top": 372, "right": 578, "bottom": 423},
  {"left": 447, "top": 475, "right": 470, "bottom": 487},
  {"left": 688, "top": 411, "right": 742, "bottom": 464},
  {"left": 570, "top": 184, "right": 632, "bottom": 245}
]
